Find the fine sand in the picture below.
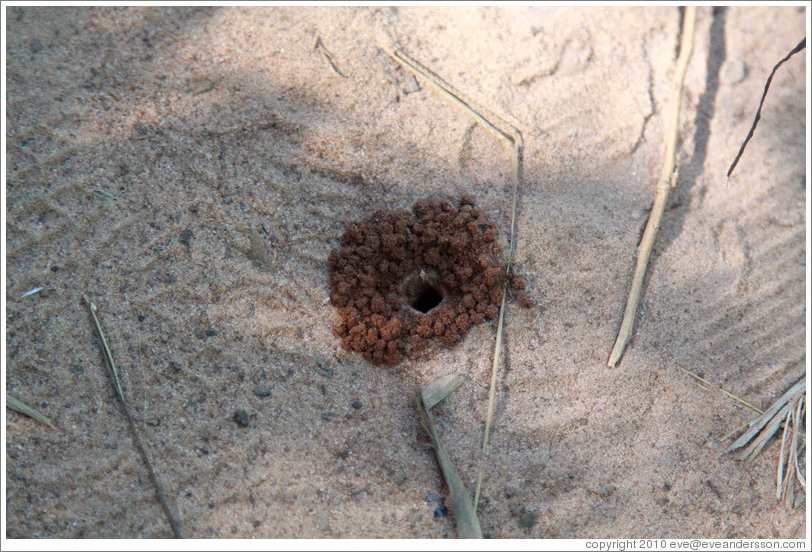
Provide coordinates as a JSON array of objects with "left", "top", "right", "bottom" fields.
[{"left": 4, "top": 6, "right": 807, "bottom": 539}]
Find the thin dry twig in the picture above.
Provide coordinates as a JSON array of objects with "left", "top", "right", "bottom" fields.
[
  {"left": 608, "top": 6, "right": 697, "bottom": 367},
  {"left": 390, "top": 49, "right": 523, "bottom": 513},
  {"left": 726, "top": 37, "right": 806, "bottom": 179},
  {"left": 314, "top": 36, "right": 346, "bottom": 78},
  {"left": 83, "top": 295, "right": 184, "bottom": 538}
]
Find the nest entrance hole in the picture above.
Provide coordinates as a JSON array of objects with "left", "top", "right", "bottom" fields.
[
  {"left": 402, "top": 271, "right": 445, "bottom": 314},
  {"left": 411, "top": 282, "right": 444, "bottom": 313}
]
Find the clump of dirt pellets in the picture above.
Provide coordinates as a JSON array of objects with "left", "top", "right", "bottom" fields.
[{"left": 329, "top": 195, "right": 529, "bottom": 365}]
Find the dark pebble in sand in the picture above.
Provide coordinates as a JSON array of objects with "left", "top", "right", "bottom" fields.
[
  {"left": 233, "top": 409, "right": 250, "bottom": 428},
  {"left": 179, "top": 227, "right": 194, "bottom": 246},
  {"left": 518, "top": 509, "right": 538, "bottom": 528}
]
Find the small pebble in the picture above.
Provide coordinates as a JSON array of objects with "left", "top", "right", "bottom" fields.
[
  {"left": 351, "top": 400, "right": 363, "bottom": 409},
  {"left": 50, "top": 265, "right": 59, "bottom": 272},
  {"left": 179, "top": 227, "right": 194, "bottom": 247},
  {"left": 191, "top": 79, "right": 215, "bottom": 95},
  {"left": 233, "top": 409, "right": 250, "bottom": 428},
  {"left": 254, "top": 386, "right": 273, "bottom": 398}
]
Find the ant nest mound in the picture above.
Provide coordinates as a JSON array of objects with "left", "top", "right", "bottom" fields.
[{"left": 329, "top": 195, "right": 529, "bottom": 365}]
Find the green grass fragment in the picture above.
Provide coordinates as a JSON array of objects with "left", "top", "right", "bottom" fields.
[
  {"left": 421, "top": 373, "right": 466, "bottom": 410},
  {"left": 416, "top": 388, "right": 482, "bottom": 539},
  {"left": 6, "top": 394, "right": 56, "bottom": 429}
]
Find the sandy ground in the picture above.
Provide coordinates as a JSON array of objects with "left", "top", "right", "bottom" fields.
[{"left": 3, "top": 5, "right": 807, "bottom": 540}]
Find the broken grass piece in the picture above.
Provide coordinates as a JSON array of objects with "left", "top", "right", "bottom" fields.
[
  {"left": 18, "top": 287, "right": 43, "bottom": 299},
  {"left": 421, "top": 373, "right": 467, "bottom": 410},
  {"left": 315, "top": 36, "right": 346, "bottom": 77},
  {"left": 683, "top": 364, "right": 806, "bottom": 505},
  {"left": 6, "top": 395, "right": 56, "bottom": 429},
  {"left": 727, "top": 378, "right": 806, "bottom": 460},
  {"left": 92, "top": 188, "right": 117, "bottom": 201},
  {"left": 728, "top": 378, "right": 806, "bottom": 506},
  {"left": 776, "top": 390, "right": 805, "bottom": 504},
  {"left": 416, "top": 378, "right": 482, "bottom": 539}
]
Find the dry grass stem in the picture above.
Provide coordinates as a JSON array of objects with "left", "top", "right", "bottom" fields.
[
  {"left": 727, "top": 378, "right": 806, "bottom": 459},
  {"left": 776, "top": 391, "right": 805, "bottom": 504},
  {"left": 83, "top": 295, "right": 185, "bottom": 538},
  {"left": 679, "top": 366, "right": 763, "bottom": 414},
  {"left": 390, "top": 49, "right": 524, "bottom": 514},
  {"left": 727, "top": 378, "right": 806, "bottom": 505},
  {"left": 608, "top": 6, "right": 697, "bottom": 367}
]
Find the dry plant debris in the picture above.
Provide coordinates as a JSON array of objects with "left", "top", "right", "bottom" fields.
[
  {"left": 607, "top": 6, "right": 697, "bottom": 367},
  {"left": 727, "top": 377, "right": 806, "bottom": 505},
  {"left": 388, "top": 48, "right": 525, "bottom": 511},
  {"left": 6, "top": 395, "right": 56, "bottom": 429},
  {"left": 416, "top": 375, "right": 482, "bottom": 538},
  {"left": 83, "top": 296, "right": 184, "bottom": 538},
  {"left": 726, "top": 37, "right": 806, "bottom": 179},
  {"left": 683, "top": 366, "right": 806, "bottom": 506},
  {"left": 329, "top": 196, "right": 527, "bottom": 365}
]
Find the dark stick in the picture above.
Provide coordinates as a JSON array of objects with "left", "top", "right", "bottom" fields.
[{"left": 726, "top": 37, "right": 805, "bottom": 179}]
